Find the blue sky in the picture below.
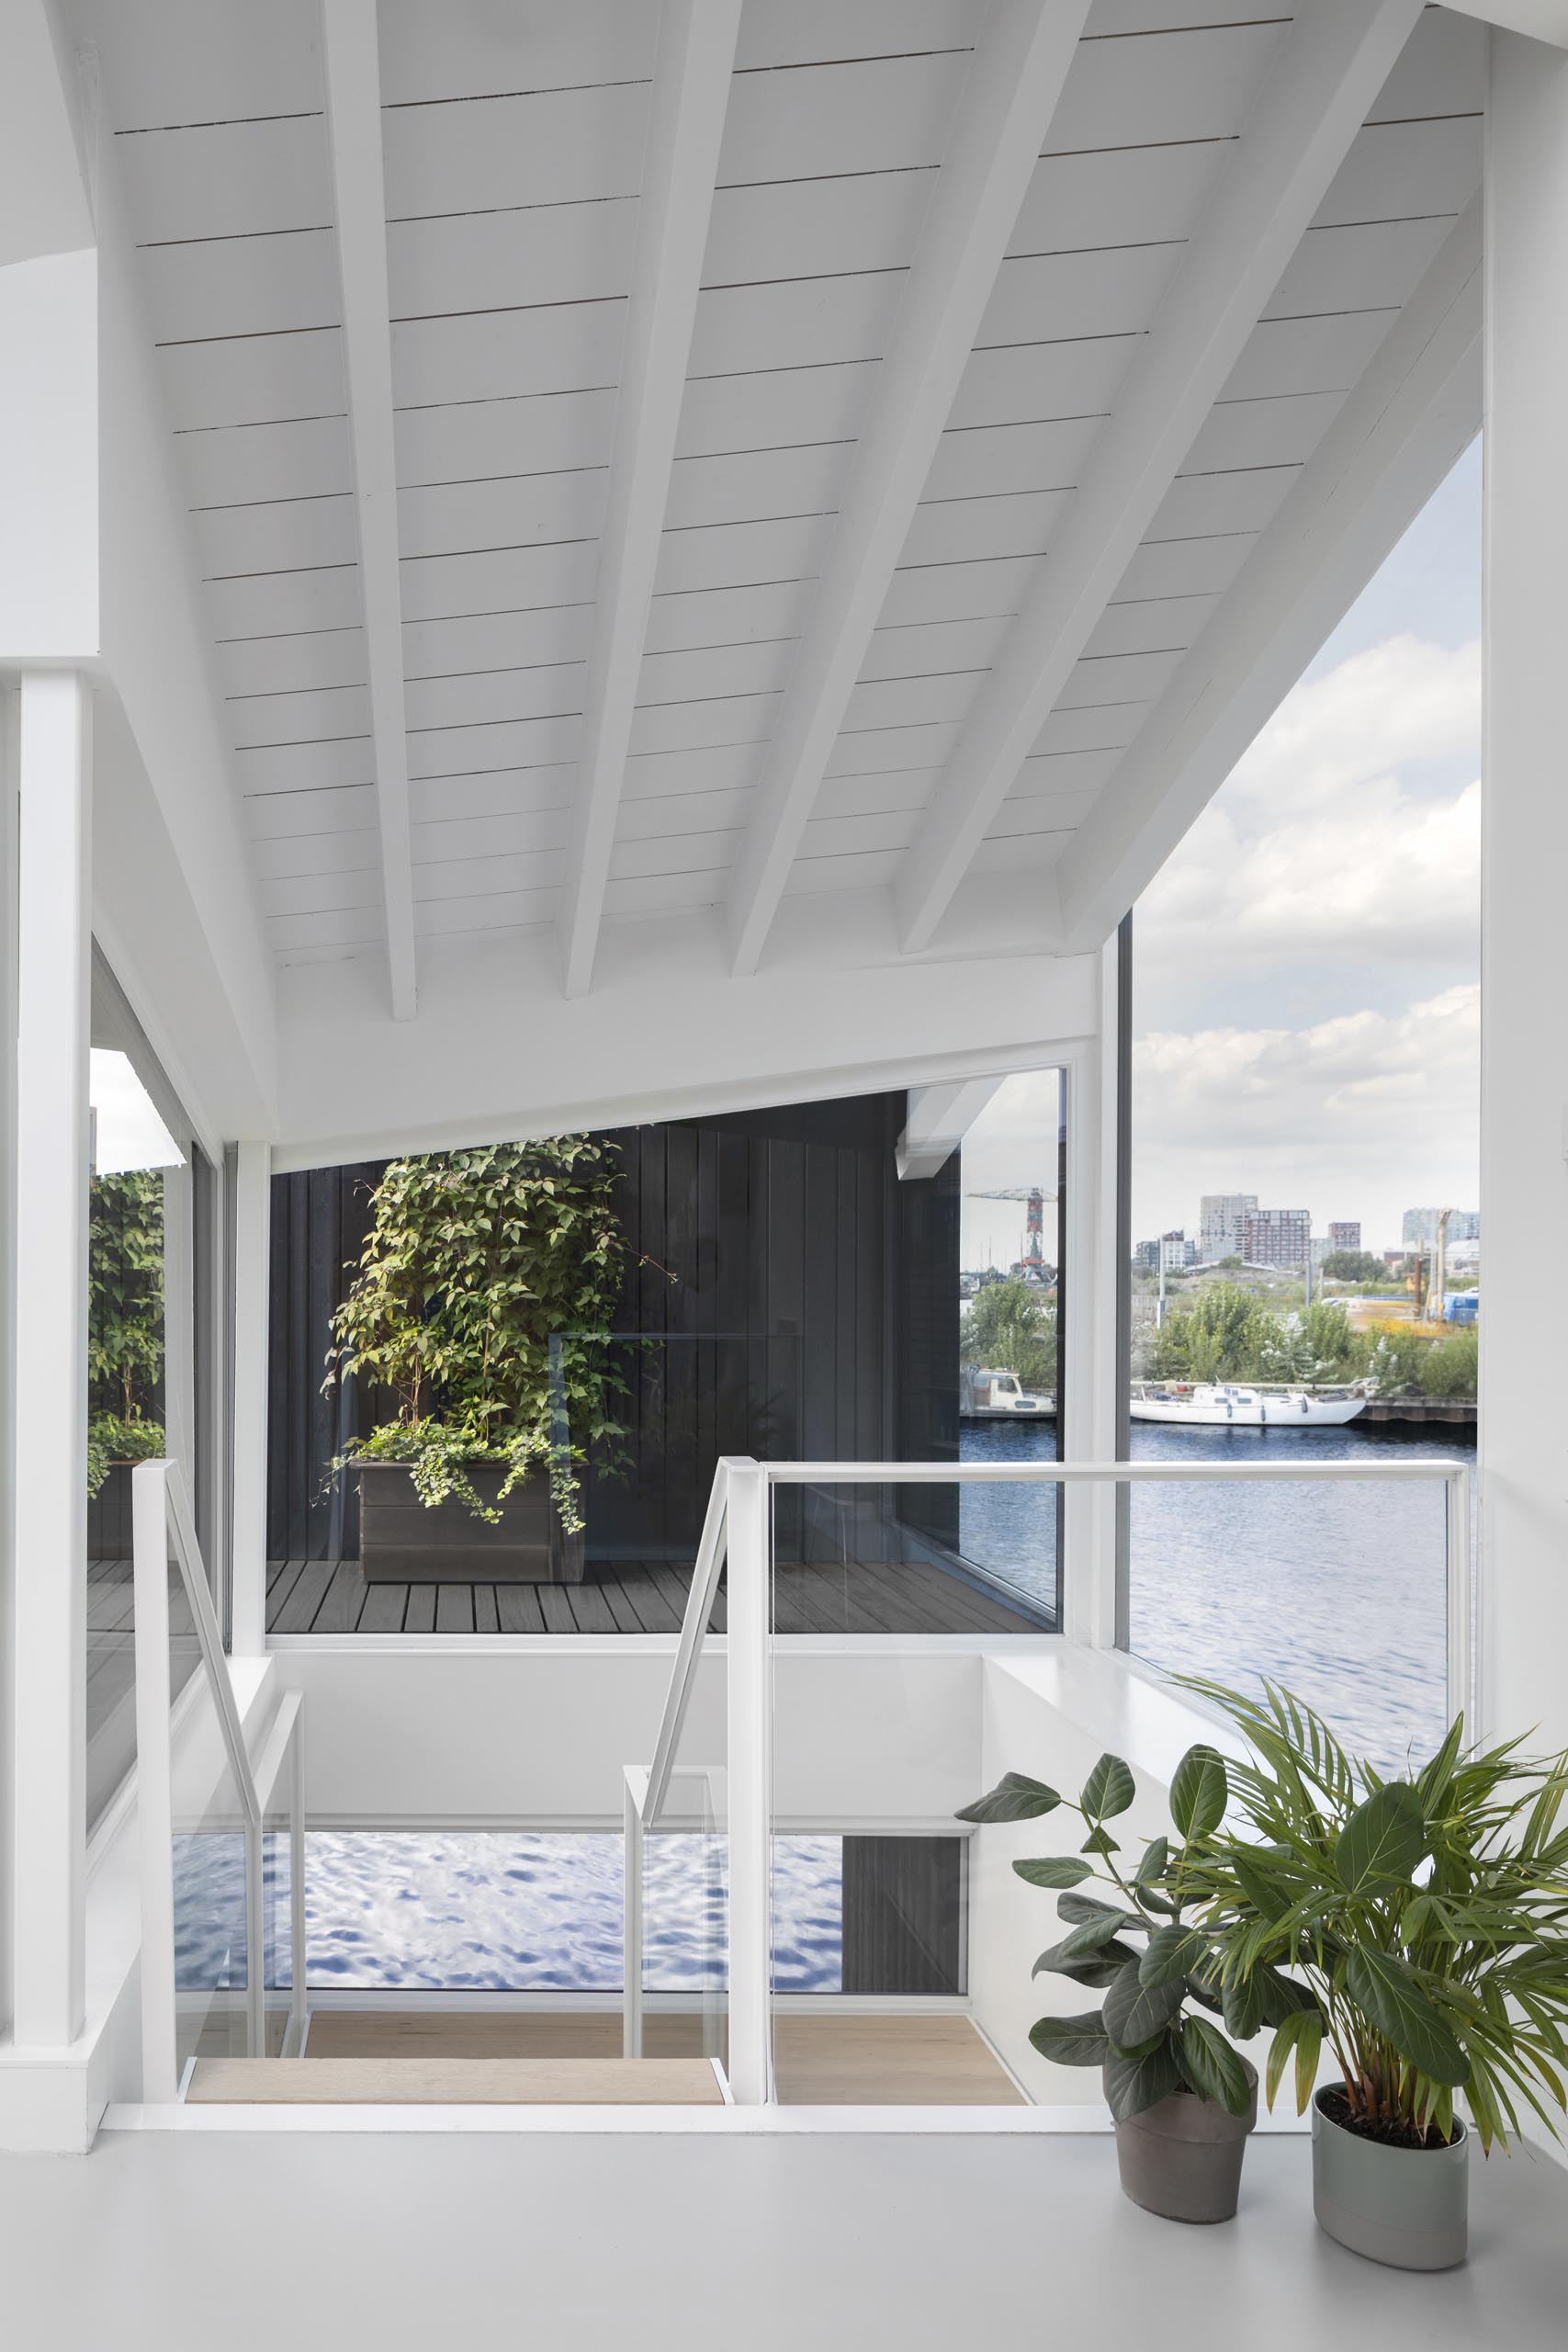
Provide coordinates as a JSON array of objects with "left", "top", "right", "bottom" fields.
[{"left": 962, "top": 438, "right": 1482, "bottom": 1268}]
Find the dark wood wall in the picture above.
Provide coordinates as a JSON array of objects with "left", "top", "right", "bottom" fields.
[{"left": 266, "top": 1094, "right": 959, "bottom": 1566}]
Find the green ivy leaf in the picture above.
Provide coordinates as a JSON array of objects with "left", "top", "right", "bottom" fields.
[
  {"left": 1081, "top": 1754, "right": 1136, "bottom": 1821},
  {"left": 1029, "top": 2011, "right": 1111, "bottom": 2067},
  {"left": 1170, "top": 1745, "right": 1229, "bottom": 1840},
  {"left": 955, "top": 1771, "right": 1063, "bottom": 1825}
]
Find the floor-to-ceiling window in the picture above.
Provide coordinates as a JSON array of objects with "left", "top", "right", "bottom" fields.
[{"left": 1122, "top": 447, "right": 1481, "bottom": 1773}]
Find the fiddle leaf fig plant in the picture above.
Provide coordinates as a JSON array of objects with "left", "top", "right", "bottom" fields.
[
  {"left": 326, "top": 1136, "right": 655, "bottom": 1528},
  {"left": 958, "top": 1744, "right": 1299, "bottom": 2121}
]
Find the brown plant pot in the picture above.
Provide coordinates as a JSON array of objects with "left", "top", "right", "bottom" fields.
[
  {"left": 356, "top": 1461, "right": 586, "bottom": 1584},
  {"left": 1106, "top": 2057, "right": 1258, "bottom": 2223}
]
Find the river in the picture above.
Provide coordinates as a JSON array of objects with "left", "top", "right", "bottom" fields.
[{"left": 960, "top": 1416, "right": 1474, "bottom": 1775}]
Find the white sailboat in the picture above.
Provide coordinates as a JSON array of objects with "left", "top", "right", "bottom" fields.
[{"left": 1129, "top": 1382, "right": 1367, "bottom": 1427}]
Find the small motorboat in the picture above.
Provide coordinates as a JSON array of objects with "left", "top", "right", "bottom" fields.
[{"left": 1129, "top": 1381, "right": 1366, "bottom": 1427}]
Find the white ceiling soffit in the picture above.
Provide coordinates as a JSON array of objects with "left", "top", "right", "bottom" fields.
[
  {"left": 85, "top": 0, "right": 1486, "bottom": 1010},
  {"left": 897, "top": 1074, "right": 1008, "bottom": 1180}
]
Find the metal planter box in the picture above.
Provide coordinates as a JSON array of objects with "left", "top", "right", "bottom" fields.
[{"left": 356, "top": 1461, "right": 586, "bottom": 1584}]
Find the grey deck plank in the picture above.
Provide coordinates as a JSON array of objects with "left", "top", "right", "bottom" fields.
[
  {"left": 495, "top": 1584, "right": 545, "bottom": 1634},
  {"left": 613, "top": 1568, "right": 682, "bottom": 1633},
  {"left": 435, "top": 1585, "right": 474, "bottom": 1633},
  {"left": 357, "top": 1582, "right": 408, "bottom": 1632},
  {"left": 563, "top": 1580, "right": 615, "bottom": 1633},
  {"left": 270, "top": 1560, "right": 335, "bottom": 1634},
  {"left": 265, "top": 1562, "right": 309, "bottom": 1627},
  {"left": 313, "top": 1560, "right": 367, "bottom": 1634},
  {"left": 473, "top": 1584, "right": 499, "bottom": 1634},
  {"left": 537, "top": 1585, "right": 576, "bottom": 1634},
  {"left": 404, "top": 1584, "right": 436, "bottom": 1633},
  {"left": 591, "top": 1577, "right": 647, "bottom": 1634}
]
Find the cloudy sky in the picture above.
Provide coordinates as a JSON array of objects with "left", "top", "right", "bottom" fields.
[{"left": 962, "top": 439, "right": 1481, "bottom": 1268}]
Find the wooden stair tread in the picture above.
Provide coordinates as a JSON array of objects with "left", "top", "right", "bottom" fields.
[{"left": 186, "top": 2055, "right": 723, "bottom": 2106}]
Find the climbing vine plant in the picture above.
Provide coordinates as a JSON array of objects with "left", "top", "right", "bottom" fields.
[
  {"left": 325, "top": 1136, "right": 646, "bottom": 1526},
  {"left": 87, "top": 1170, "right": 167, "bottom": 1496}
]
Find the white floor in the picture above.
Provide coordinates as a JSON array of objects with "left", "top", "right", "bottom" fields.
[{"left": 0, "top": 2131, "right": 1563, "bottom": 2348}]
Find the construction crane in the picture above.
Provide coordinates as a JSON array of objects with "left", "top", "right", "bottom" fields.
[{"left": 965, "top": 1185, "right": 1058, "bottom": 1280}]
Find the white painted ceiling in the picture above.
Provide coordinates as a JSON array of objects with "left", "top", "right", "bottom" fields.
[{"left": 76, "top": 0, "right": 1483, "bottom": 997}]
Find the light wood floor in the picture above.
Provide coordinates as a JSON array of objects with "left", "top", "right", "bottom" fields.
[
  {"left": 187, "top": 2055, "right": 723, "bottom": 2106},
  {"left": 294, "top": 2008, "right": 1023, "bottom": 2107}
]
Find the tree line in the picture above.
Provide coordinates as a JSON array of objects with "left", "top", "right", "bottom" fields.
[{"left": 1145, "top": 1284, "right": 1476, "bottom": 1400}]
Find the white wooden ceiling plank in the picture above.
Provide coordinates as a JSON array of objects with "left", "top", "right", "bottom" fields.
[
  {"left": 408, "top": 715, "right": 581, "bottom": 782},
  {"left": 965, "top": 828, "right": 1070, "bottom": 875},
  {"left": 181, "top": 414, "right": 354, "bottom": 508},
  {"left": 985, "top": 790, "right": 1098, "bottom": 838},
  {"left": 841, "top": 673, "right": 987, "bottom": 734},
  {"left": 234, "top": 736, "right": 373, "bottom": 795},
  {"left": 230, "top": 683, "right": 371, "bottom": 746},
  {"left": 1057, "top": 196, "right": 1482, "bottom": 949},
  {"left": 1314, "top": 111, "right": 1483, "bottom": 230},
  {"left": 411, "top": 808, "right": 573, "bottom": 865},
  {"left": 192, "top": 494, "right": 359, "bottom": 581},
  {"left": 396, "top": 470, "right": 608, "bottom": 562},
  {"left": 1265, "top": 215, "right": 1461, "bottom": 324},
  {"left": 398, "top": 541, "right": 601, "bottom": 625},
  {"left": 651, "top": 514, "right": 833, "bottom": 598},
  {"left": 816, "top": 768, "right": 942, "bottom": 819},
  {"left": 716, "top": 51, "right": 971, "bottom": 184},
  {"left": 1219, "top": 308, "right": 1400, "bottom": 406},
  {"left": 782, "top": 848, "right": 901, "bottom": 897},
  {"left": 403, "top": 663, "right": 587, "bottom": 733},
  {"left": 664, "top": 443, "right": 855, "bottom": 533},
  {"left": 409, "top": 765, "right": 578, "bottom": 828},
  {"left": 725, "top": 1, "right": 1096, "bottom": 976},
  {"left": 623, "top": 741, "right": 768, "bottom": 801},
  {"left": 734, "top": 3, "right": 976, "bottom": 70},
  {"left": 798, "top": 809, "right": 918, "bottom": 860},
  {"left": 861, "top": 615, "right": 1013, "bottom": 681},
  {"left": 204, "top": 564, "right": 365, "bottom": 640},
  {"left": 627, "top": 691, "right": 782, "bottom": 760},
  {"left": 415, "top": 848, "right": 566, "bottom": 903},
  {"left": 1010, "top": 746, "right": 1124, "bottom": 797},
  {"left": 899, "top": 487, "right": 1068, "bottom": 571},
  {"left": 878, "top": 553, "right": 1041, "bottom": 629},
  {"left": 219, "top": 627, "right": 366, "bottom": 701},
  {"left": 268, "top": 903, "right": 386, "bottom": 952},
  {"left": 1111, "top": 532, "right": 1256, "bottom": 606},
  {"left": 403, "top": 605, "right": 595, "bottom": 676},
  {"left": 139, "top": 228, "right": 340, "bottom": 350},
  {"left": 1084, "top": 594, "right": 1216, "bottom": 661},
  {"left": 321, "top": 0, "right": 418, "bottom": 1019},
  {"left": 245, "top": 780, "right": 377, "bottom": 840},
  {"left": 275, "top": 940, "right": 375, "bottom": 967},
  {"left": 829, "top": 721, "right": 963, "bottom": 776},
  {"left": 1008, "top": 141, "right": 1229, "bottom": 257},
  {"left": 380, "top": 83, "right": 650, "bottom": 218},
  {"left": 377, "top": 0, "right": 659, "bottom": 106},
  {"left": 644, "top": 578, "right": 815, "bottom": 653},
  {"left": 390, "top": 305, "right": 626, "bottom": 411},
  {"left": 387, "top": 199, "right": 637, "bottom": 323},
  {"left": 1087, "top": 1, "right": 1288, "bottom": 28},
  {"left": 156, "top": 329, "right": 347, "bottom": 433},
  {"left": 637, "top": 639, "right": 797, "bottom": 705},
  {"left": 117, "top": 114, "right": 333, "bottom": 243},
  {"left": 603, "top": 870, "right": 728, "bottom": 916},
  {"left": 1147, "top": 465, "right": 1300, "bottom": 545},
  {"left": 1044, "top": 19, "right": 1287, "bottom": 154},
  {"left": 896, "top": 0, "right": 1424, "bottom": 951},
  {"left": 1058, "top": 649, "right": 1184, "bottom": 709},
  {"left": 1185, "top": 391, "right": 1347, "bottom": 478},
  {"left": 558, "top": 0, "right": 743, "bottom": 997},
  {"left": 87, "top": 0, "right": 324, "bottom": 128},
  {"left": 921, "top": 414, "right": 1104, "bottom": 504},
  {"left": 703, "top": 172, "right": 937, "bottom": 289},
  {"left": 255, "top": 824, "right": 382, "bottom": 882},
  {"left": 949, "top": 337, "right": 1139, "bottom": 432},
  {"left": 609, "top": 832, "right": 739, "bottom": 883},
  {"left": 1363, "top": 6, "right": 1486, "bottom": 123},
  {"left": 674, "top": 359, "right": 881, "bottom": 459},
  {"left": 687, "top": 273, "right": 907, "bottom": 380},
  {"left": 979, "top": 243, "right": 1186, "bottom": 351},
  {"left": 1032, "top": 703, "right": 1145, "bottom": 758},
  {"left": 415, "top": 892, "right": 558, "bottom": 940},
  {"left": 395, "top": 389, "right": 620, "bottom": 487},
  {"left": 616, "top": 786, "right": 756, "bottom": 842},
  {"left": 262, "top": 865, "right": 381, "bottom": 919}
]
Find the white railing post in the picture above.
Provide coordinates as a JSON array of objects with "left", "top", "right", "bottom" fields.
[
  {"left": 231, "top": 1140, "right": 272, "bottom": 1657},
  {"left": 623, "top": 1770, "right": 645, "bottom": 2060},
  {"left": 289, "top": 1712, "right": 309, "bottom": 2055},
  {"left": 1446, "top": 1465, "right": 1472, "bottom": 1730},
  {"left": 132, "top": 1464, "right": 179, "bottom": 2101},
  {"left": 725, "top": 1458, "right": 772, "bottom": 2105}
]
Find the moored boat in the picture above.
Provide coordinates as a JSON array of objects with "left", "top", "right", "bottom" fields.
[{"left": 1129, "top": 1382, "right": 1366, "bottom": 1427}]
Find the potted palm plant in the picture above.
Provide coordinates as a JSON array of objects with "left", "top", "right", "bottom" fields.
[
  {"left": 325, "top": 1137, "right": 643, "bottom": 1583},
  {"left": 957, "top": 1742, "right": 1301, "bottom": 2221},
  {"left": 1186, "top": 1679, "right": 1568, "bottom": 2270}
]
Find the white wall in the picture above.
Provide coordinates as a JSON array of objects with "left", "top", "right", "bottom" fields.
[{"left": 0, "top": 247, "right": 98, "bottom": 658}]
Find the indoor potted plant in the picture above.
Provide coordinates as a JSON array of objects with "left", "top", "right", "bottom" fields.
[
  {"left": 325, "top": 1136, "right": 644, "bottom": 1583},
  {"left": 957, "top": 1741, "right": 1302, "bottom": 2221},
  {"left": 1186, "top": 1679, "right": 1568, "bottom": 2270}
]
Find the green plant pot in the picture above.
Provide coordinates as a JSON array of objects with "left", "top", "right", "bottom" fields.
[
  {"left": 1312, "top": 2086, "right": 1468, "bottom": 2270},
  {"left": 1106, "top": 2059, "right": 1258, "bottom": 2222}
]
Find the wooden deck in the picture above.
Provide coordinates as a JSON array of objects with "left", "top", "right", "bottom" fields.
[
  {"left": 200, "top": 2010, "right": 1023, "bottom": 2107},
  {"left": 265, "top": 1554, "right": 1051, "bottom": 1637}
]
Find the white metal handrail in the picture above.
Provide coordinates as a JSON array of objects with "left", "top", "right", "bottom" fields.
[
  {"left": 132, "top": 1458, "right": 304, "bottom": 2097},
  {"left": 624, "top": 1451, "right": 1473, "bottom": 2105}
]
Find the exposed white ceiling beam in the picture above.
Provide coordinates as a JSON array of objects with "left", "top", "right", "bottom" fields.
[
  {"left": 0, "top": 1, "right": 94, "bottom": 267},
  {"left": 1451, "top": 2, "right": 1568, "bottom": 46},
  {"left": 321, "top": 0, "right": 416, "bottom": 1023},
  {"left": 1055, "top": 195, "right": 1482, "bottom": 956},
  {"left": 893, "top": 0, "right": 1426, "bottom": 956},
  {"left": 559, "top": 0, "right": 743, "bottom": 1000},
  {"left": 897, "top": 1076, "right": 1008, "bottom": 1180},
  {"left": 726, "top": 0, "right": 1092, "bottom": 978}
]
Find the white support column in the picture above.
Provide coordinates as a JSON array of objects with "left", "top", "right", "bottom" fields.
[
  {"left": 1478, "top": 31, "right": 1568, "bottom": 1752},
  {"left": 230, "top": 1140, "right": 272, "bottom": 1657},
  {"left": 724, "top": 1460, "right": 772, "bottom": 2104},
  {"left": 11, "top": 672, "right": 91, "bottom": 2048},
  {"left": 1060, "top": 942, "right": 1121, "bottom": 1648}
]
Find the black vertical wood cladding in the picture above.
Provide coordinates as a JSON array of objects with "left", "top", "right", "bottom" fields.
[
  {"left": 840, "top": 1837, "right": 965, "bottom": 1996},
  {"left": 265, "top": 1096, "right": 958, "bottom": 1565}
]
